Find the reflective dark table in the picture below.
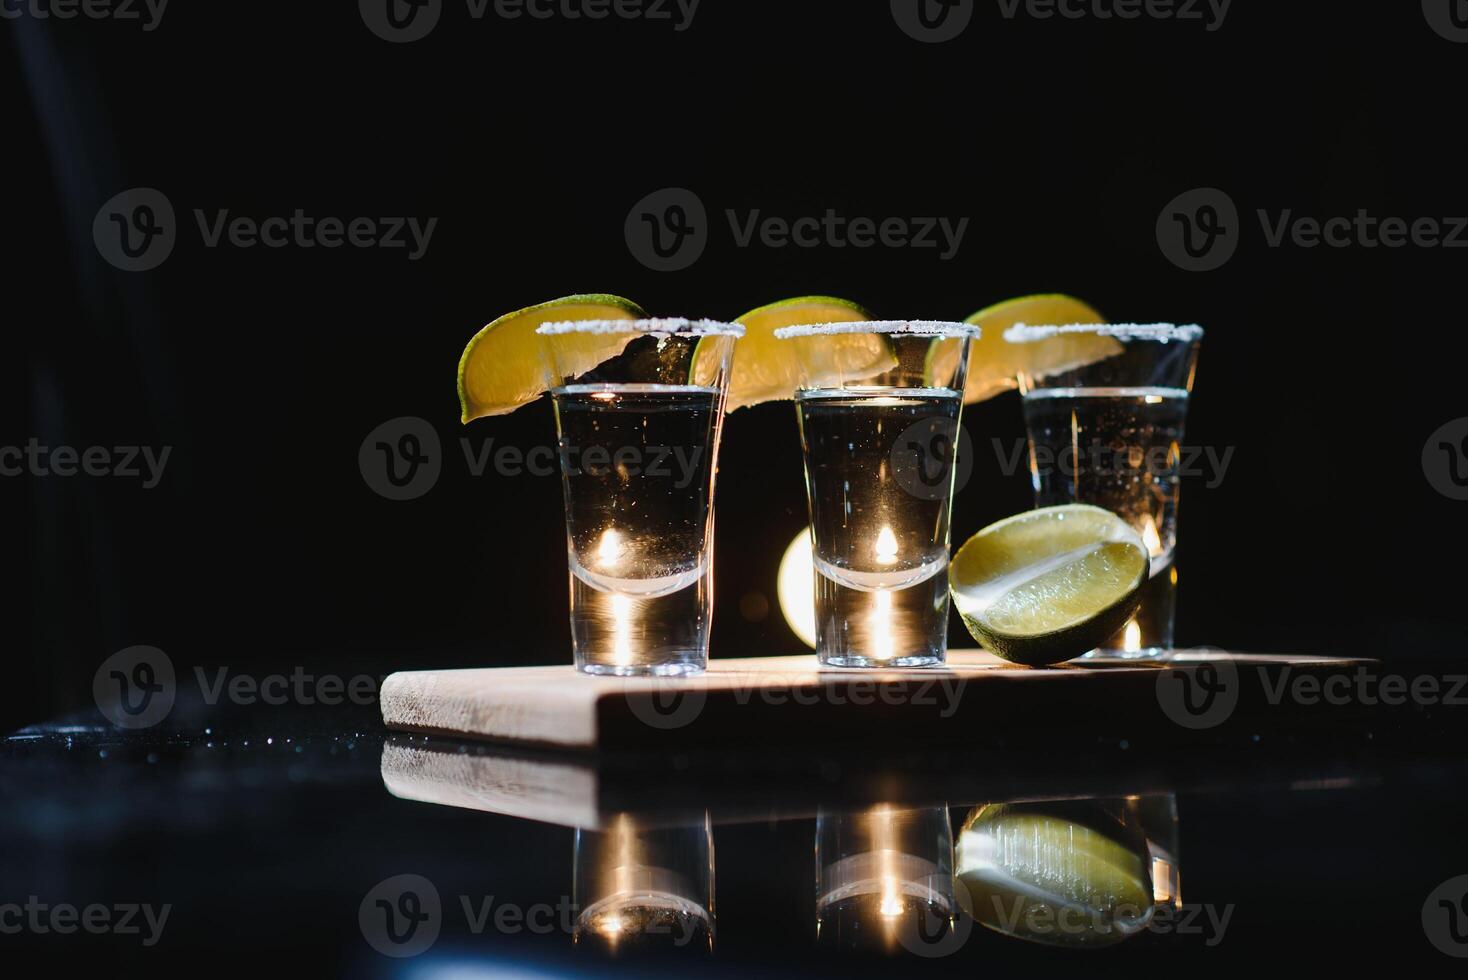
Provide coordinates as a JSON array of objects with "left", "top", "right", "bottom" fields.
[{"left": 4, "top": 668, "right": 1468, "bottom": 976}]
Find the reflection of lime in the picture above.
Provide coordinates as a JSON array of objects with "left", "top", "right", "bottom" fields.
[
  {"left": 932, "top": 294, "right": 1118, "bottom": 403},
  {"left": 457, "top": 294, "right": 645, "bottom": 422},
  {"left": 956, "top": 802, "right": 1153, "bottom": 948},
  {"left": 949, "top": 505, "right": 1148, "bottom": 666},
  {"left": 718, "top": 296, "right": 892, "bottom": 410}
]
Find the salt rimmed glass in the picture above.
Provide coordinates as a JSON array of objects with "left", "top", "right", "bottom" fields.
[
  {"left": 1007, "top": 323, "right": 1203, "bottom": 659},
  {"left": 775, "top": 321, "right": 980, "bottom": 668},
  {"left": 536, "top": 318, "right": 743, "bottom": 676}
]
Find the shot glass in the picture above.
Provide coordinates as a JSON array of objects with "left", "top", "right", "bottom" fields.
[
  {"left": 536, "top": 318, "right": 743, "bottom": 676},
  {"left": 775, "top": 321, "right": 979, "bottom": 668},
  {"left": 815, "top": 804, "right": 957, "bottom": 952},
  {"left": 1008, "top": 323, "right": 1203, "bottom": 658},
  {"left": 574, "top": 812, "right": 715, "bottom": 952}
]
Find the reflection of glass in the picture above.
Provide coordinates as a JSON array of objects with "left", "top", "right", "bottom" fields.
[
  {"left": 778, "top": 322, "right": 978, "bottom": 668},
  {"left": 815, "top": 804, "right": 957, "bottom": 952},
  {"left": 1010, "top": 323, "right": 1203, "bottom": 658},
  {"left": 954, "top": 795, "right": 1179, "bottom": 948},
  {"left": 1135, "top": 794, "right": 1182, "bottom": 908},
  {"left": 573, "top": 812, "right": 714, "bottom": 953},
  {"left": 539, "top": 319, "right": 743, "bottom": 676}
]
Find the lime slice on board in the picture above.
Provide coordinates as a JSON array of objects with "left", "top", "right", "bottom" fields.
[
  {"left": 956, "top": 802, "right": 1154, "bottom": 947},
  {"left": 713, "top": 296, "right": 894, "bottom": 410},
  {"left": 949, "top": 504, "right": 1149, "bottom": 666},
  {"left": 457, "top": 294, "right": 646, "bottom": 423},
  {"left": 926, "top": 294, "right": 1119, "bottom": 403}
]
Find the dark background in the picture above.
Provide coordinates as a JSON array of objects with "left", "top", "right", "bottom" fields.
[{"left": 8, "top": 2, "right": 1466, "bottom": 731}]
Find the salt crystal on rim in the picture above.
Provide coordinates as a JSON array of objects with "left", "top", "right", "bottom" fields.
[
  {"left": 772, "top": 320, "right": 982, "bottom": 340},
  {"left": 1004, "top": 323, "right": 1204, "bottom": 343},
  {"left": 536, "top": 317, "right": 744, "bottom": 337}
]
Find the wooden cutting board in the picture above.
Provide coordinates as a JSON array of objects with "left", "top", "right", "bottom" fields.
[{"left": 379, "top": 649, "right": 1374, "bottom": 752}]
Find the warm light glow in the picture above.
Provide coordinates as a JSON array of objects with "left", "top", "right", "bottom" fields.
[
  {"left": 777, "top": 528, "right": 818, "bottom": 649},
  {"left": 611, "top": 593, "right": 634, "bottom": 666},
  {"left": 878, "top": 889, "right": 904, "bottom": 918},
  {"left": 1122, "top": 619, "right": 1142, "bottom": 653},
  {"left": 1139, "top": 515, "right": 1162, "bottom": 557},
  {"left": 598, "top": 528, "right": 626, "bottom": 568},
  {"left": 600, "top": 915, "right": 625, "bottom": 935},
  {"left": 870, "top": 588, "right": 894, "bottom": 661},
  {"left": 874, "top": 526, "right": 899, "bottom": 565}
]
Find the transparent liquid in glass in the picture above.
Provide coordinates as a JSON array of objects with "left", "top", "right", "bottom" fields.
[
  {"left": 553, "top": 383, "right": 720, "bottom": 675},
  {"left": 796, "top": 388, "right": 961, "bottom": 668},
  {"left": 1021, "top": 386, "right": 1188, "bottom": 656}
]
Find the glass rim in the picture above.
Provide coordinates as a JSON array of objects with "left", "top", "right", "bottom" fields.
[
  {"left": 771, "top": 320, "right": 981, "bottom": 340},
  {"left": 536, "top": 317, "right": 745, "bottom": 338},
  {"left": 1004, "top": 322, "right": 1203, "bottom": 344}
]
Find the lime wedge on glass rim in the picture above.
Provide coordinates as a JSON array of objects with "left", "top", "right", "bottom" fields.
[
  {"left": 696, "top": 296, "right": 895, "bottom": 408},
  {"left": 457, "top": 294, "right": 646, "bottom": 423},
  {"left": 924, "top": 294, "right": 1119, "bottom": 402},
  {"left": 949, "top": 505, "right": 1149, "bottom": 666}
]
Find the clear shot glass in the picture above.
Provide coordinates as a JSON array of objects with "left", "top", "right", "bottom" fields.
[{"left": 537, "top": 318, "right": 743, "bottom": 675}]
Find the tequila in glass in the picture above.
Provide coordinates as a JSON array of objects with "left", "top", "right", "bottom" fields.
[
  {"left": 538, "top": 319, "right": 742, "bottom": 675},
  {"left": 1010, "top": 323, "right": 1203, "bottom": 658},
  {"left": 778, "top": 321, "right": 978, "bottom": 668}
]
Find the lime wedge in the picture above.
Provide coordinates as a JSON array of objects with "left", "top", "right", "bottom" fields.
[
  {"left": 457, "top": 294, "right": 646, "bottom": 423},
  {"left": 949, "top": 505, "right": 1148, "bottom": 666},
  {"left": 956, "top": 802, "right": 1154, "bottom": 947},
  {"left": 927, "top": 294, "right": 1119, "bottom": 403},
  {"left": 714, "top": 296, "right": 893, "bottom": 410}
]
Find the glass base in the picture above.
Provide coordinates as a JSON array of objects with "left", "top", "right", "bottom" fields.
[
  {"left": 1080, "top": 647, "right": 1173, "bottom": 662},
  {"left": 818, "top": 654, "right": 945, "bottom": 669},
  {"left": 576, "top": 660, "right": 705, "bottom": 677}
]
